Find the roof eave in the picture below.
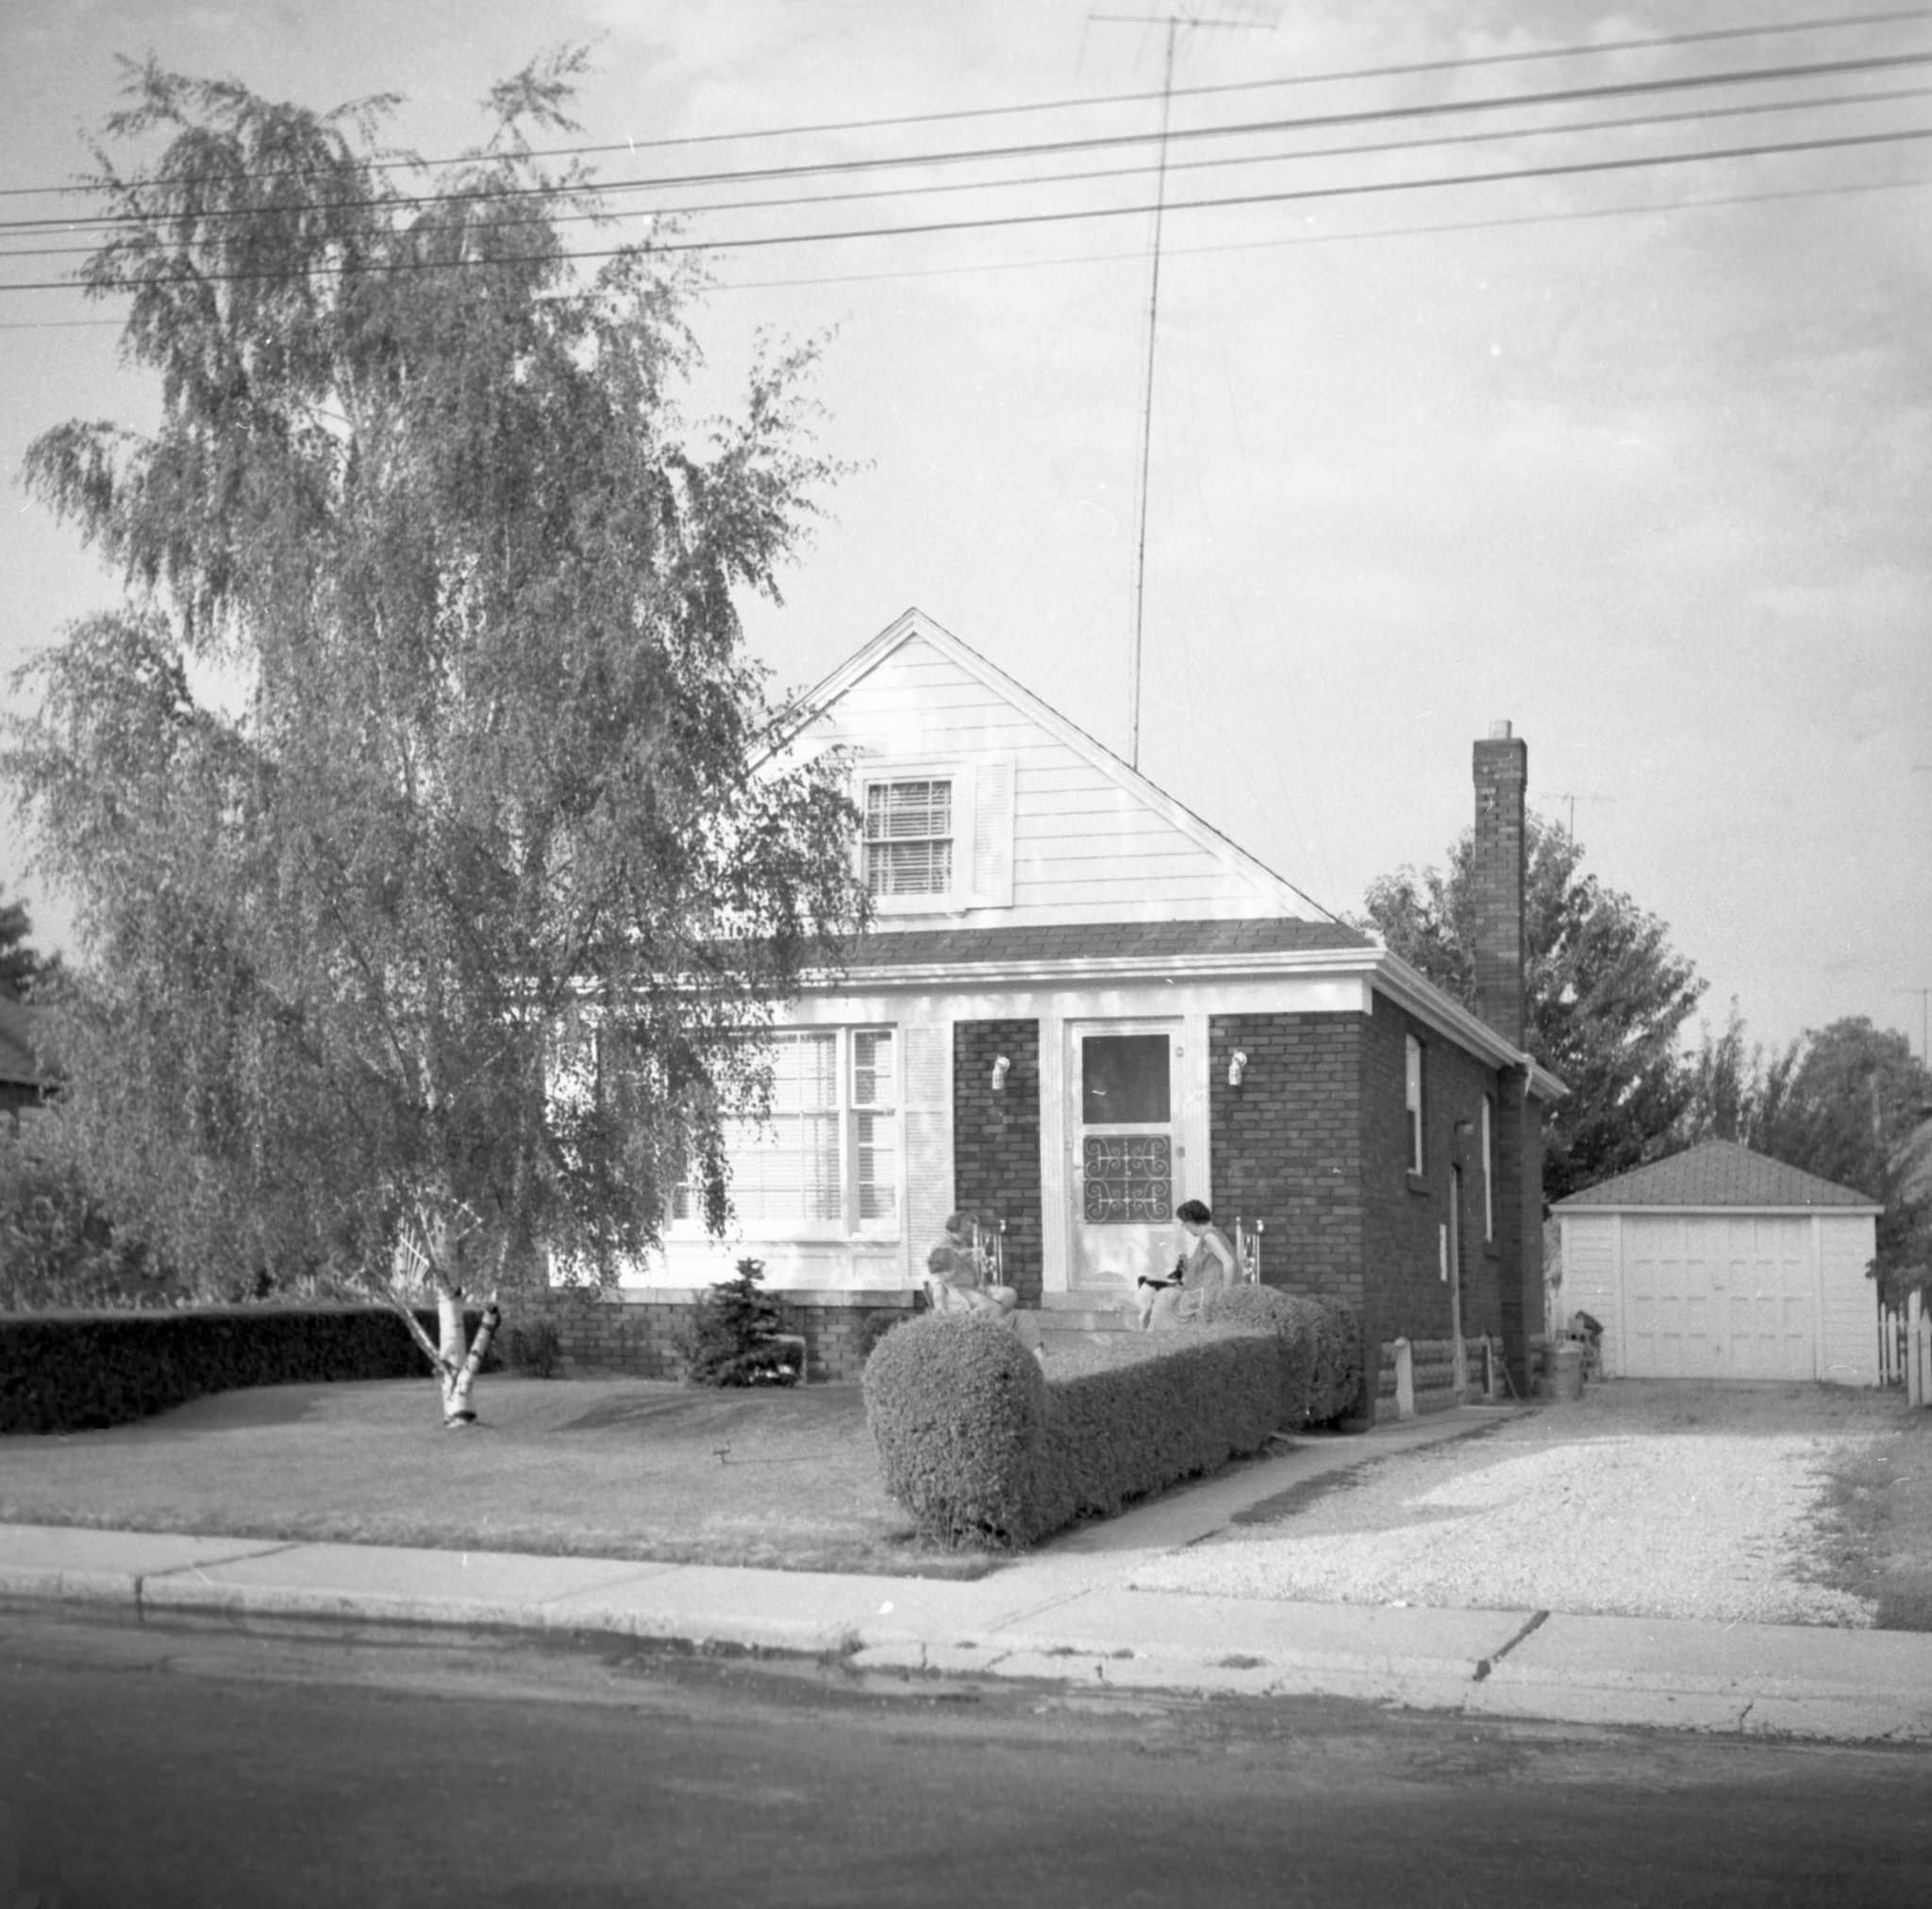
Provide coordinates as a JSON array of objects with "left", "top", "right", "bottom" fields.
[
  {"left": 1557, "top": 1201, "right": 1882, "bottom": 1217},
  {"left": 801, "top": 938, "right": 1561, "bottom": 1088}
]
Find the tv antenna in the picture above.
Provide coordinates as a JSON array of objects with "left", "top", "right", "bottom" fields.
[{"left": 1091, "top": 7, "right": 1275, "bottom": 771}]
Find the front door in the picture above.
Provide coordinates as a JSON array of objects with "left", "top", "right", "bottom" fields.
[{"left": 1068, "top": 1021, "right": 1179, "bottom": 1294}]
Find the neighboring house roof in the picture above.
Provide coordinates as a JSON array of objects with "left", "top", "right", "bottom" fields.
[
  {"left": 1554, "top": 1138, "right": 1880, "bottom": 1213},
  {"left": 0, "top": 996, "right": 44, "bottom": 1088}
]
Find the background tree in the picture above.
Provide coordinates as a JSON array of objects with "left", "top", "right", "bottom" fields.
[
  {"left": 5, "top": 56, "right": 864, "bottom": 1419},
  {"left": 1362, "top": 814, "right": 1705, "bottom": 1206},
  {"left": 0, "top": 886, "right": 53, "bottom": 1000},
  {"left": 1681, "top": 1010, "right": 1931, "bottom": 1303}
]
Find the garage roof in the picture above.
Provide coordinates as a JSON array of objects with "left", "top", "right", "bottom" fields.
[{"left": 1556, "top": 1138, "right": 1879, "bottom": 1212}]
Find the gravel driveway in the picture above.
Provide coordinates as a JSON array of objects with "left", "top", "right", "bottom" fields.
[{"left": 1131, "top": 1381, "right": 1890, "bottom": 1627}]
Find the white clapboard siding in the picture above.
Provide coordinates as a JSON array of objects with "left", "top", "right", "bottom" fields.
[
  {"left": 1816, "top": 1213, "right": 1880, "bottom": 1385},
  {"left": 900, "top": 1021, "right": 953, "bottom": 1282},
  {"left": 809, "top": 629, "right": 1295, "bottom": 922}
]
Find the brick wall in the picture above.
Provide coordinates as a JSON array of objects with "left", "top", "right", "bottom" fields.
[
  {"left": 1494, "top": 1070, "right": 1546, "bottom": 1395},
  {"left": 513, "top": 1288, "right": 922, "bottom": 1384},
  {"left": 952, "top": 1020, "right": 1043, "bottom": 1304},
  {"left": 1358, "top": 999, "right": 1513, "bottom": 1374},
  {"left": 1472, "top": 727, "right": 1528, "bottom": 1046},
  {"left": 1207, "top": 1012, "right": 1364, "bottom": 1312}
]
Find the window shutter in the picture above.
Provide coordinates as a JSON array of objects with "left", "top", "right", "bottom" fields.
[
  {"left": 969, "top": 755, "right": 1015, "bottom": 907},
  {"left": 900, "top": 1022, "right": 952, "bottom": 1279}
]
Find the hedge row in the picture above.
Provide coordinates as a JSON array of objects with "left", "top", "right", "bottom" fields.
[
  {"left": 865, "top": 1313, "right": 1292, "bottom": 1549},
  {"left": 1197, "top": 1285, "right": 1363, "bottom": 1427},
  {"left": 0, "top": 1306, "right": 494, "bottom": 1435}
]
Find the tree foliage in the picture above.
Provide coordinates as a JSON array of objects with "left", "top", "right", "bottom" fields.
[
  {"left": 1682, "top": 1008, "right": 1932, "bottom": 1301},
  {"left": 1362, "top": 814, "right": 1706, "bottom": 1205},
  {"left": 0, "top": 887, "right": 52, "bottom": 1000},
  {"left": 5, "top": 55, "right": 865, "bottom": 1313}
]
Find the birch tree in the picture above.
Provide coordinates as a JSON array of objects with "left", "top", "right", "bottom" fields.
[{"left": 6, "top": 55, "right": 863, "bottom": 1422}]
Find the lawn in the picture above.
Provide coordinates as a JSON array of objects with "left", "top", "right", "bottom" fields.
[
  {"left": 0, "top": 1374, "right": 1002, "bottom": 1580},
  {"left": 1808, "top": 1401, "right": 1932, "bottom": 1630}
]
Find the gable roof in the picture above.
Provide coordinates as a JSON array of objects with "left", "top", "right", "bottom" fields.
[
  {"left": 776, "top": 608, "right": 1564, "bottom": 1103},
  {"left": 1555, "top": 1138, "right": 1880, "bottom": 1213},
  {"left": 786, "top": 607, "right": 1336, "bottom": 923}
]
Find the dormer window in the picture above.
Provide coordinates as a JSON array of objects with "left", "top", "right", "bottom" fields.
[{"left": 865, "top": 778, "right": 953, "bottom": 898}]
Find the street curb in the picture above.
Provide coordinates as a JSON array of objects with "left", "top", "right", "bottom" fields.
[{"left": 8, "top": 1557, "right": 1928, "bottom": 1743}]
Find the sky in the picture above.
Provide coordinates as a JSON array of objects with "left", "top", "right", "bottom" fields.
[{"left": 1, "top": 0, "right": 1928, "bottom": 1061}]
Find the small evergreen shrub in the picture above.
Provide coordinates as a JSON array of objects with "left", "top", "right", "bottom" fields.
[{"left": 685, "top": 1257, "right": 799, "bottom": 1387}]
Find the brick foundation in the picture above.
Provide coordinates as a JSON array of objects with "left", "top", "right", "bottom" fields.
[
  {"left": 1374, "top": 1334, "right": 1507, "bottom": 1421},
  {"left": 510, "top": 1288, "right": 922, "bottom": 1385}
]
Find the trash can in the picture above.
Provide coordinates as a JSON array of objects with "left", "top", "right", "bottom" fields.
[{"left": 1547, "top": 1340, "right": 1585, "bottom": 1403}]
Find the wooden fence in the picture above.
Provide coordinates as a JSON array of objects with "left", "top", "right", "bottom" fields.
[{"left": 1880, "top": 1291, "right": 1931, "bottom": 1407}]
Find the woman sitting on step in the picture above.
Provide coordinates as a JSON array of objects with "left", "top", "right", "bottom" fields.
[{"left": 1137, "top": 1199, "right": 1236, "bottom": 1330}]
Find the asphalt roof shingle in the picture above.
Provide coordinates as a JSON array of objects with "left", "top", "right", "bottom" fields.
[
  {"left": 1555, "top": 1138, "right": 1878, "bottom": 1211},
  {"left": 828, "top": 917, "right": 1372, "bottom": 969}
]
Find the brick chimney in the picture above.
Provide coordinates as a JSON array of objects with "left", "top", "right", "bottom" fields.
[{"left": 1472, "top": 721, "right": 1527, "bottom": 1045}]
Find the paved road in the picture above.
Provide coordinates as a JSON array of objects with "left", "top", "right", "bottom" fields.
[{"left": 2, "top": 1611, "right": 1925, "bottom": 1908}]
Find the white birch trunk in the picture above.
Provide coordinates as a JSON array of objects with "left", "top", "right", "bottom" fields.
[
  {"left": 439, "top": 1287, "right": 502, "bottom": 1426},
  {"left": 384, "top": 1280, "right": 502, "bottom": 1426}
]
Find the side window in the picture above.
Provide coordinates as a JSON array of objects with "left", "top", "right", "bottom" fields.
[
  {"left": 1405, "top": 1035, "right": 1424, "bottom": 1177},
  {"left": 864, "top": 779, "right": 953, "bottom": 898}
]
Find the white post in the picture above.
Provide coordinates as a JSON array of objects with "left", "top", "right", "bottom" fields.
[
  {"left": 1393, "top": 1337, "right": 1415, "bottom": 1419},
  {"left": 1909, "top": 1290, "right": 1925, "bottom": 1410}
]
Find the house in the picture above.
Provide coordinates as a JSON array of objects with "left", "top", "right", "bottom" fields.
[
  {"left": 1552, "top": 1139, "right": 1882, "bottom": 1386},
  {"left": 0, "top": 996, "right": 47, "bottom": 1122},
  {"left": 575, "top": 608, "right": 1561, "bottom": 1405}
]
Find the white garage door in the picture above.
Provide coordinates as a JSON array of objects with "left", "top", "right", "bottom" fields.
[{"left": 1623, "top": 1216, "right": 1815, "bottom": 1380}]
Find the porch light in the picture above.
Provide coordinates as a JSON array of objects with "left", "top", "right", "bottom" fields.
[
  {"left": 1227, "top": 1050, "right": 1249, "bottom": 1087},
  {"left": 991, "top": 1055, "right": 1011, "bottom": 1090}
]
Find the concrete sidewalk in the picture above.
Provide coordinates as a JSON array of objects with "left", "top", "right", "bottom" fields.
[{"left": 3, "top": 1410, "right": 1927, "bottom": 1746}]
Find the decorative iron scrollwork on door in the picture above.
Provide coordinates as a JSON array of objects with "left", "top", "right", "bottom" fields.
[{"left": 1082, "top": 1135, "right": 1172, "bottom": 1223}]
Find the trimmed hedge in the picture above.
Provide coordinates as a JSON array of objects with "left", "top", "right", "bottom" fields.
[
  {"left": 863, "top": 1312, "right": 1049, "bottom": 1546},
  {"left": 1198, "top": 1286, "right": 1364, "bottom": 1426},
  {"left": 863, "top": 1313, "right": 1282, "bottom": 1549},
  {"left": 0, "top": 1306, "right": 494, "bottom": 1435}
]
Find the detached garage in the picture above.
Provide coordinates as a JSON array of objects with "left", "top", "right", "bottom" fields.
[{"left": 1554, "top": 1140, "right": 1881, "bottom": 1386}]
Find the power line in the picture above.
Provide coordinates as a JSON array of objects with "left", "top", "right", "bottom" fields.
[
  {"left": 3, "top": 6, "right": 1923, "bottom": 201},
  {"left": 9, "top": 80, "right": 1925, "bottom": 266},
  {"left": 3, "top": 167, "right": 1923, "bottom": 331},
  {"left": 6, "top": 46, "right": 1928, "bottom": 241},
  {"left": 4, "top": 122, "right": 1924, "bottom": 296}
]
